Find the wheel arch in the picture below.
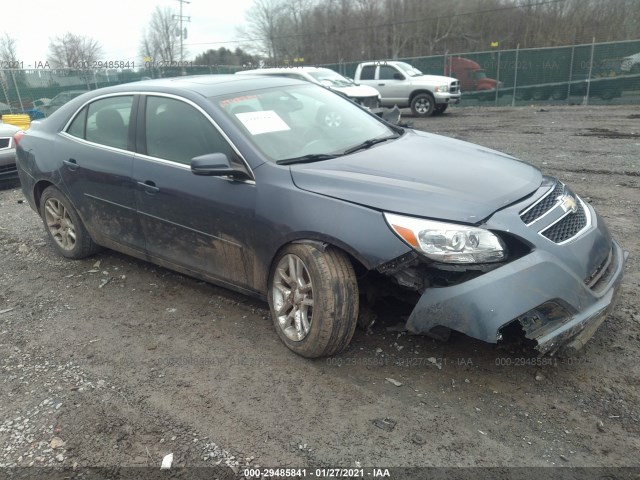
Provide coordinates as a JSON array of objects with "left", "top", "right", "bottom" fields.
[
  {"left": 264, "top": 235, "right": 370, "bottom": 291},
  {"left": 33, "top": 180, "right": 55, "bottom": 212},
  {"left": 408, "top": 89, "right": 435, "bottom": 104}
]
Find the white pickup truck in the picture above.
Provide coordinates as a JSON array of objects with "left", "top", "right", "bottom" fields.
[{"left": 353, "top": 61, "right": 461, "bottom": 117}]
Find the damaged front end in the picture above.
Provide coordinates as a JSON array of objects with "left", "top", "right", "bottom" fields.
[{"left": 374, "top": 180, "right": 627, "bottom": 355}]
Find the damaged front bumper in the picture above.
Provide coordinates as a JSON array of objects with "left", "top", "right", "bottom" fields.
[
  {"left": 404, "top": 224, "right": 627, "bottom": 355},
  {"left": 397, "top": 176, "right": 629, "bottom": 356}
]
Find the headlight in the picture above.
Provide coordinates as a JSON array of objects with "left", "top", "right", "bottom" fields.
[
  {"left": 434, "top": 85, "right": 450, "bottom": 93},
  {"left": 384, "top": 213, "right": 507, "bottom": 264}
]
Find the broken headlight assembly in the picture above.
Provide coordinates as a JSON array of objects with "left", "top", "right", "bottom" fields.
[{"left": 384, "top": 213, "right": 507, "bottom": 264}]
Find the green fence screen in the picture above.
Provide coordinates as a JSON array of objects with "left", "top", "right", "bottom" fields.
[{"left": 1, "top": 39, "right": 639, "bottom": 117}]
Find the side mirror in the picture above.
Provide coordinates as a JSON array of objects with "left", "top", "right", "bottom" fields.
[
  {"left": 393, "top": 73, "right": 405, "bottom": 81},
  {"left": 190, "top": 153, "right": 250, "bottom": 180}
]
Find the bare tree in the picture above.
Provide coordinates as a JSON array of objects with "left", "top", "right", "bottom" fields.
[
  {"left": 47, "top": 33, "right": 103, "bottom": 68},
  {"left": 140, "top": 6, "right": 181, "bottom": 63},
  {"left": 242, "top": 0, "right": 286, "bottom": 61},
  {"left": 0, "top": 34, "right": 19, "bottom": 63},
  {"left": 238, "top": 0, "right": 640, "bottom": 65}
]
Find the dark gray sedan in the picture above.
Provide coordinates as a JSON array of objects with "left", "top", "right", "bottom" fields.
[{"left": 15, "top": 75, "right": 626, "bottom": 358}]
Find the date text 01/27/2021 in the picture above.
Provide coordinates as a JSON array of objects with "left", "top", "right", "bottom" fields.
[{"left": 243, "top": 467, "right": 392, "bottom": 478}]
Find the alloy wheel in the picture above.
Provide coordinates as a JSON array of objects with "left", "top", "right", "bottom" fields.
[{"left": 272, "top": 254, "right": 314, "bottom": 341}]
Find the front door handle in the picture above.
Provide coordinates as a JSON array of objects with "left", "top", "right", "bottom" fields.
[
  {"left": 378, "top": 83, "right": 386, "bottom": 86},
  {"left": 63, "top": 158, "right": 78, "bottom": 171},
  {"left": 138, "top": 180, "right": 159, "bottom": 195}
]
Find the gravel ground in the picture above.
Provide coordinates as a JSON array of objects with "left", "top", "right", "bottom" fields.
[{"left": 0, "top": 104, "right": 638, "bottom": 478}]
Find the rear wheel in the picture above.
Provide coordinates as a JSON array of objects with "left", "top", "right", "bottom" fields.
[
  {"left": 433, "top": 104, "right": 448, "bottom": 115},
  {"left": 410, "top": 93, "right": 435, "bottom": 117},
  {"left": 268, "top": 243, "right": 359, "bottom": 358},
  {"left": 40, "top": 186, "right": 101, "bottom": 259}
]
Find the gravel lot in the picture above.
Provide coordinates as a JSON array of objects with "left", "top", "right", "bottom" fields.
[{"left": 0, "top": 105, "right": 638, "bottom": 477}]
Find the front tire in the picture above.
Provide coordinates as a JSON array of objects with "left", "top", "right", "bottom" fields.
[
  {"left": 268, "top": 244, "right": 359, "bottom": 358},
  {"left": 410, "top": 93, "right": 435, "bottom": 117},
  {"left": 40, "top": 186, "right": 101, "bottom": 259}
]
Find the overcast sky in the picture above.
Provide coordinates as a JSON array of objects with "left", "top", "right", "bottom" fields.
[{"left": 4, "top": 0, "right": 256, "bottom": 67}]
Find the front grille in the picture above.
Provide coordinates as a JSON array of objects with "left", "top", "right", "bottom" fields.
[
  {"left": 0, "top": 138, "right": 11, "bottom": 149},
  {"left": 356, "top": 96, "right": 379, "bottom": 109},
  {"left": 520, "top": 181, "right": 564, "bottom": 224},
  {"left": 540, "top": 201, "right": 588, "bottom": 243},
  {"left": 450, "top": 81, "right": 460, "bottom": 94}
]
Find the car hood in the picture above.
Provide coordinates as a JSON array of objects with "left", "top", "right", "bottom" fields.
[
  {"left": 289, "top": 130, "right": 542, "bottom": 224},
  {"left": 331, "top": 84, "right": 380, "bottom": 98},
  {"left": 0, "top": 123, "right": 21, "bottom": 136},
  {"left": 413, "top": 74, "right": 458, "bottom": 85}
]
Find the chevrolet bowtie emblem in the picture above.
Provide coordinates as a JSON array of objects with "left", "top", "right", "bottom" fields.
[{"left": 560, "top": 194, "right": 578, "bottom": 214}]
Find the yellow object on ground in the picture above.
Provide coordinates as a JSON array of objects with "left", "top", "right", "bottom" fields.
[{"left": 1, "top": 114, "right": 31, "bottom": 130}]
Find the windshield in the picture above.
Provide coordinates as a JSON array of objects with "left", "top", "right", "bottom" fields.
[
  {"left": 307, "top": 70, "right": 353, "bottom": 87},
  {"left": 213, "top": 84, "right": 394, "bottom": 162},
  {"left": 394, "top": 62, "right": 423, "bottom": 77}
]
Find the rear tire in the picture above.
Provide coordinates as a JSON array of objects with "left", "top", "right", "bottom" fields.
[
  {"left": 268, "top": 243, "right": 359, "bottom": 358},
  {"left": 433, "top": 104, "right": 448, "bottom": 115},
  {"left": 40, "top": 186, "right": 101, "bottom": 259}
]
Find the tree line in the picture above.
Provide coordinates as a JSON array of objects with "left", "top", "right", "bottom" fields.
[
  {"left": 239, "top": 0, "right": 640, "bottom": 64},
  {"left": 1, "top": 0, "right": 637, "bottom": 71}
]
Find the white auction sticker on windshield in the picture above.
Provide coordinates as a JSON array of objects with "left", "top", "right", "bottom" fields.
[{"left": 235, "top": 110, "right": 290, "bottom": 135}]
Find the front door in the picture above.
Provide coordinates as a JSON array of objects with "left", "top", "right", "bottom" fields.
[{"left": 133, "top": 95, "right": 257, "bottom": 290}]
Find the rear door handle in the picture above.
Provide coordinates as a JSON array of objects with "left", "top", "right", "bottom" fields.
[
  {"left": 63, "top": 158, "right": 78, "bottom": 171},
  {"left": 378, "top": 83, "right": 385, "bottom": 86},
  {"left": 138, "top": 180, "right": 159, "bottom": 195}
]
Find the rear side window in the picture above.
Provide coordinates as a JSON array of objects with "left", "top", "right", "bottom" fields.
[
  {"left": 359, "top": 65, "right": 375, "bottom": 80},
  {"left": 67, "top": 106, "right": 87, "bottom": 139},
  {"left": 145, "top": 96, "right": 233, "bottom": 165},
  {"left": 68, "top": 96, "right": 133, "bottom": 150}
]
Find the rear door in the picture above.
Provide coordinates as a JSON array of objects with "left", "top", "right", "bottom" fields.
[
  {"left": 58, "top": 94, "right": 145, "bottom": 252},
  {"left": 132, "top": 94, "right": 258, "bottom": 290}
]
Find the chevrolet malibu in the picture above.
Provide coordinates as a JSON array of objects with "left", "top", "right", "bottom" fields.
[{"left": 15, "top": 75, "right": 626, "bottom": 358}]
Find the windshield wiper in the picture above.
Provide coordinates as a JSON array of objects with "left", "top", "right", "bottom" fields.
[
  {"left": 343, "top": 135, "right": 400, "bottom": 155},
  {"left": 276, "top": 153, "right": 340, "bottom": 165}
]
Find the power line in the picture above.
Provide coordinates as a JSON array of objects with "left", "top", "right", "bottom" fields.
[{"left": 184, "top": 0, "right": 567, "bottom": 48}]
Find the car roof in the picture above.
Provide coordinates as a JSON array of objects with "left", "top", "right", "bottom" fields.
[
  {"left": 89, "top": 74, "right": 307, "bottom": 98},
  {"left": 31, "top": 74, "right": 312, "bottom": 133},
  {"left": 236, "top": 67, "right": 336, "bottom": 75}
]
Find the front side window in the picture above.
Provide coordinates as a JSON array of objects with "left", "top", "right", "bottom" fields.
[
  {"left": 75, "top": 96, "right": 134, "bottom": 149},
  {"left": 145, "top": 96, "right": 233, "bottom": 165},
  {"left": 379, "top": 65, "right": 401, "bottom": 80}
]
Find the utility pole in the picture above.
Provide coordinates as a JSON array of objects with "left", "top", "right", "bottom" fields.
[{"left": 173, "top": 0, "right": 191, "bottom": 63}]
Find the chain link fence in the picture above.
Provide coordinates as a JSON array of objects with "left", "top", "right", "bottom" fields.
[
  {"left": 0, "top": 64, "right": 244, "bottom": 118},
  {"left": 325, "top": 39, "right": 640, "bottom": 107},
  {"left": 2, "top": 39, "right": 639, "bottom": 119}
]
